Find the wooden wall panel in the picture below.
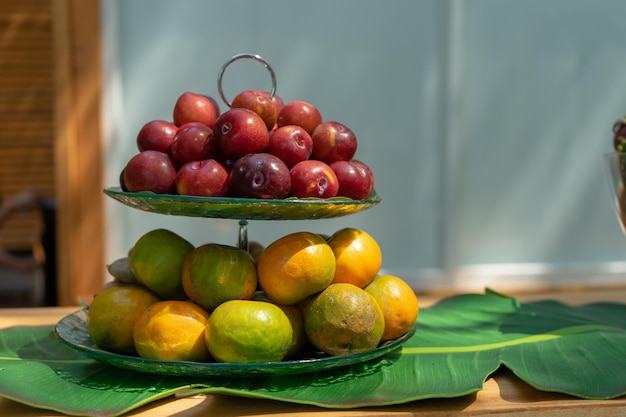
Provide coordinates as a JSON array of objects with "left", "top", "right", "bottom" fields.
[
  {"left": 0, "top": 1, "right": 55, "bottom": 251},
  {"left": 53, "top": 0, "right": 104, "bottom": 305},
  {"left": 0, "top": 0, "right": 104, "bottom": 305}
]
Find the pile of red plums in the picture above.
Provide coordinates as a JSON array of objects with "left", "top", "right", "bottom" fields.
[{"left": 121, "top": 90, "right": 375, "bottom": 200}]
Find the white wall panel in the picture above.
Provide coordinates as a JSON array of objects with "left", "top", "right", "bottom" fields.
[{"left": 101, "top": 0, "right": 626, "bottom": 291}]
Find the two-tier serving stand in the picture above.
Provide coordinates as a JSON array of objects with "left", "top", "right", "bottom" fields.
[{"left": 53, "top": 55, "right": 422, "bottom": 378}]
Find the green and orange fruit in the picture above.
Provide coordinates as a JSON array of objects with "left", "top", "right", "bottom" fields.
[
  {"left": 257, "top": 231, "right": 336, "bottom": 305},
  {"left": 364, "top": 274, "right": 419, "bottom": 341},
  {"left": 88, "top": 285, "right": 160, "bottom": 355},
  {"left": 133, "top": 300, "right": 211, "bottom": 362},
  {"left": 205, "top": 299, "right": 293, "bottom": 363},
  {"left": 129, "top": 229, "right": 194, "bottom": 300},
  {"left": 304, "top": 283, "right": 384, "bottom": 356},
  {"left": 326, "top": 227, "right": 382, "bottom": 288},
  {"left": 182, "top": 243, "right": 257, "bottom": 311}
]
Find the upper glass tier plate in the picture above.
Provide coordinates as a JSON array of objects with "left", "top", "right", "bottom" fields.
[
  {"left": 103, "top": 187, "right": 382, "bottom": 220},
  {"left": 55, "top": 309, "right": 415, "bottom": 378}
]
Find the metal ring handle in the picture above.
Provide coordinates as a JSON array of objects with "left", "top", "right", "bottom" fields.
[{"left": 217, "top": 53, "right": 277, "bottom": 108}]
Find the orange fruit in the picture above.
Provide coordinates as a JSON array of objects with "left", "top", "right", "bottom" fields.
[
  {"left": 133, "top": 300, "right": 211, "bottom": 362},
  {"left": 364, "top": 275, "right": 419, "bottom": 341},
  {"left": 205, "top": 300, "right": 293, "bottom": 363},
  {"left": 326, "top": 227, "right": 382, "bottom": 288},
  {"left": 257, "top": 231, "right": 336, "bottom": 305},
  {"left": 304, "top": 283, "right": 384, "bottom": 356},
  {"left": 88, "top": 285, "right": 160, "bottom": 355},
  {"left": 182, "top": 243, "right": 257, "bottom": 311},
  {"left": 130, "top": 229, "right": 195, "bottom": 300}
]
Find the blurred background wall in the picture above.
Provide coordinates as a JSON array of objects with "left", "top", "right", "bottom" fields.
[
  {"left": 1, "top": 0, "right": 104, "bottom": 305},
  {"left": 101, "top": 0, "right": 626, "bottom": 292}
]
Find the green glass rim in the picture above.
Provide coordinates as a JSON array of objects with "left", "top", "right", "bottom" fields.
[{"left": 103, "top": 187, "right": 382, "bottom": 220}]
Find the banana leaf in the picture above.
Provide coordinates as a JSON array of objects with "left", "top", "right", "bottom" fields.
[{"left": 1, "top": 290, "right": 625, "bottom": 417}]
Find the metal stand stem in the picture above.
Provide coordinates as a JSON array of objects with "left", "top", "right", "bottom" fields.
[{"left": 238, "top": 220, "right": 248, "bottom": 251}]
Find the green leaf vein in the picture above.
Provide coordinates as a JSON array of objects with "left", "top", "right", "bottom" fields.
[{"left": 404, "top": 324, "right": 624, "bottom": 354}]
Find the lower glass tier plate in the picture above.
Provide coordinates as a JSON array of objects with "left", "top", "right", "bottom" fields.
[
  {"left": 55, "top": 309, "right": 415, "bottom": 378},
  {"left": 103, "top": 187, "right": 382, "bottom": 220}
]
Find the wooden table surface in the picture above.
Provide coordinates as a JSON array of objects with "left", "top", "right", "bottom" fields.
[{"left": 1, "top": 288, "right": 626, "bottom": 416}]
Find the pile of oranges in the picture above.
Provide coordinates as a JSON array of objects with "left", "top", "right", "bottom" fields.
[{"left": 90, "top": 227, "right": 419, "bottom": 364}]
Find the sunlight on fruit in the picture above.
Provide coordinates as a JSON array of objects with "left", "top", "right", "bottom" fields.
[{"left": 133, "top": 300, "right": 211, "bottom": 362}]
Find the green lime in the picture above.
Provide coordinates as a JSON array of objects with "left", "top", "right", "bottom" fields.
[
  {"left": 130, "top": 228, "right": 194, "bottom": 300},
  {"left": 205, "top": 300, "right": 293, "bottom": 363},
  {"left": 182, "top": 243, "right": 257, "bottom": 311}
]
